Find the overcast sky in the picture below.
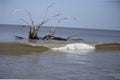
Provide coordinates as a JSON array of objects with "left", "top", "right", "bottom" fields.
[{"left": 0, "top": 0, "right": 120, "bottom": 30}]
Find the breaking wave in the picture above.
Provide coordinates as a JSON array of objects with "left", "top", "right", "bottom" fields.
[
  {"left": 51, "top": 42, "right": 120, "bottom": 53},
  {"left": 0, "top": 42, "right": 120, "bottom": 55},
  {"left": 51, "top": 43, "right": 95, "bottom": 53}
]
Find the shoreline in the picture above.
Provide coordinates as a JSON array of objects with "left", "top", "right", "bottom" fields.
[{"left": 0, "top": 42, "right": 120, "bottom": 52}]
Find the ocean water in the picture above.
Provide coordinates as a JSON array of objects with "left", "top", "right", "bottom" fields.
[
  {"left": 0, "top": 25, "right": 120, "bottom": 79},
  {"left": 0, "top": 25, "right": 120, "bottom": 42}
]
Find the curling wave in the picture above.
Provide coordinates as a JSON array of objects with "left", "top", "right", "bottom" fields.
[
  {"left": 0, "top": 42, "right": 120, "bottom": 55},
  {"left": 52, "top": 43, "right": 95, "bottom": 50}
]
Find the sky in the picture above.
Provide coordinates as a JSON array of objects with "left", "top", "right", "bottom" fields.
[{"left": 0, "top": 0, "right": 120, "bottom": 30}]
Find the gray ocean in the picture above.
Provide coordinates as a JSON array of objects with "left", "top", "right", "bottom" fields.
[{"left": 0, "top": 25, "right": 120, "bottom": 80}]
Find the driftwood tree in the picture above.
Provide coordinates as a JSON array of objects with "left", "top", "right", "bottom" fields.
[
  {"left": 42, "top": 17, "right": 76, "bottom": 40},
  {"left": 14, "top": 3, "right": 59, "bottom": 39},
  {"left": 14, "top": 4, "right": 79, "bottom": 41},
  {"left": 20, "top": 10, "right": 60, "bottom": 39}
]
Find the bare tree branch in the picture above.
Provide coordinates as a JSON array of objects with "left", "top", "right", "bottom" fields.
[
  {"left": 20, "top": 18, "right": 30, "bottom": 25},
  {"left": 46, "top": 17, "right": 68, "bottom": 36},
  {"left": 52, "top": 17, "right": 69, "bottom": 29},
  {"left": 67, "top": 32, "right": 80, "bottom": 40},
  {"left": 57, "top": 16, "right": 76, "bottom": 24},
  {"left": 58, "top": 18, "right": 69, "bottom": 23},
  {"left": 37, "top": 13, "right": 61, "bottom": 28},
  {"left": 47, "top": 26, "right": 56, "bottom": 36},
  {"left": 43, "top": 3, "right": 55, "bottom": 21},
  {"left": 24, "top": 10, "right": 35, "bottom": 26}
]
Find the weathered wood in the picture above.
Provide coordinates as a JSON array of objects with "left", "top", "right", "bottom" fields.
[
  {"left": 28, "top": 26, "right": 39, "bottom": 39},
  {"left": 15, "top": 6, "right": 75, "bottom": 40},
  {"left": 15, "top": 35, "right": 24, "bottom": 39},
  {"left": 42, "top": 35, "right": 67, "bottom": 41}
]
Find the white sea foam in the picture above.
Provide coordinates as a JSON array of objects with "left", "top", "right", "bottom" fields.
[{"left": 51, "top": 43, "right": 95, "bottom": 53}]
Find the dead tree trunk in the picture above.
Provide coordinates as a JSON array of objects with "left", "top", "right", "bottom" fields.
[{"left": 29, "top": 26, "right": 39, "bottom": 39}]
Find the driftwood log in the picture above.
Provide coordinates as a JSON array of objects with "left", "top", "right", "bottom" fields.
[
  {"left": 15, "top": 35, "right": 24, "bottom": 39},
  {"left": 42, "top": 35, "right": 67, "bottom": 41},
  {"left": 15, "top": 32, "right": 80, "bottom": 41},
  {"left": 15, "top": 35, "right": 67, "bottom": 41}
]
